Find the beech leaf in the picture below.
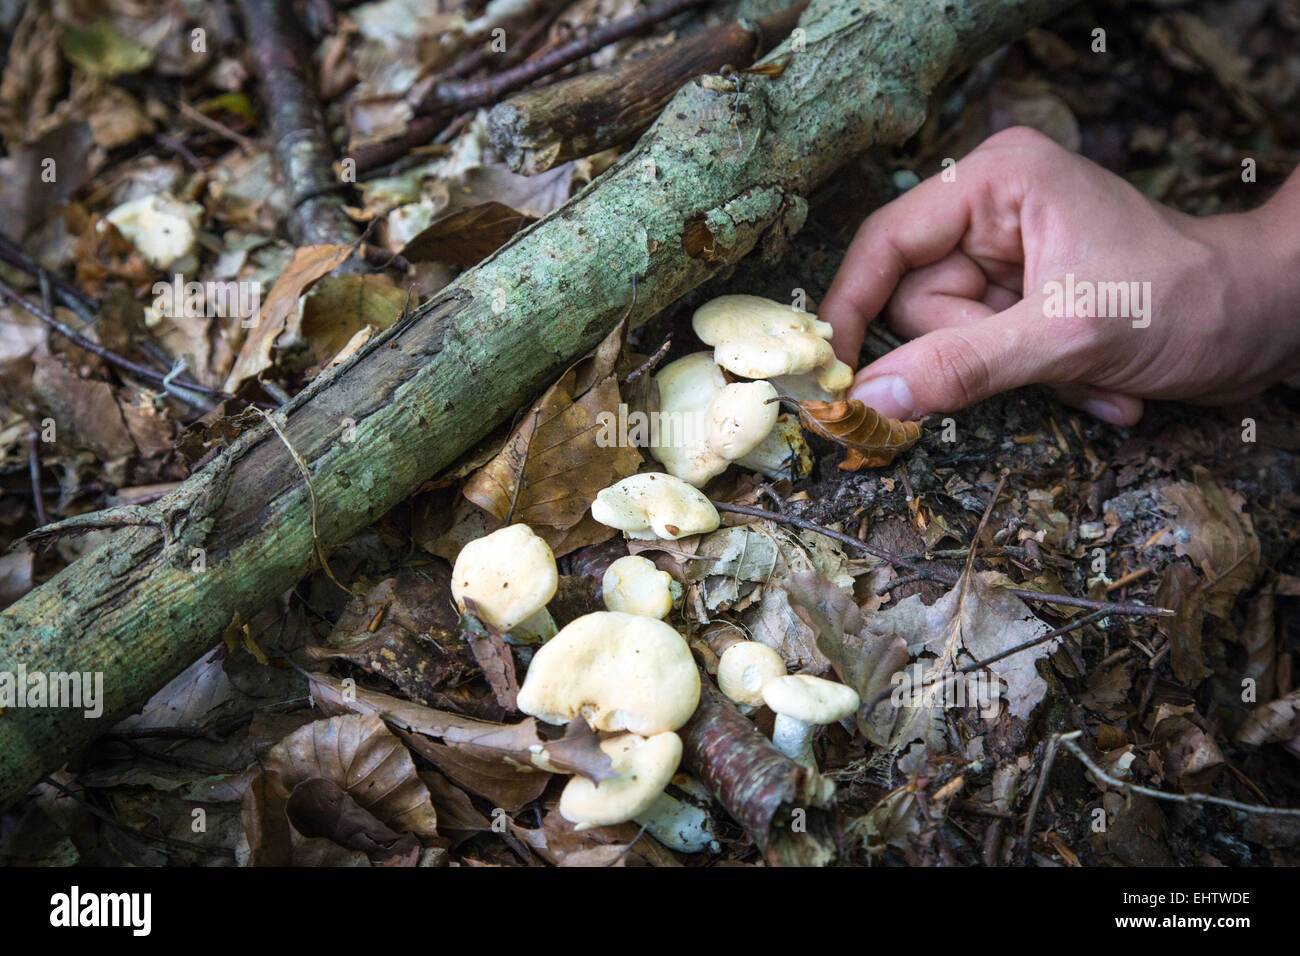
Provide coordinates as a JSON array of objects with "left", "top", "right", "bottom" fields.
[{"left": 796, "top": 399, "right": 920, "bottom": 470}]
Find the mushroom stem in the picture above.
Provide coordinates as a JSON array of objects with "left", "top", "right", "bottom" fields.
[
  {"left": 770, "top": 713, "right": 816, "bottom": 767},
  {"left": 508, "top": 607, "right": 557, "bottom": 643},
  {"left": 634, "top": 791, "right": 718, "bottom": 853}
]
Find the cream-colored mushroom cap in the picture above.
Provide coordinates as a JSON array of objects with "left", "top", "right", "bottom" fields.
[
  {"left": 718, "top": 642, "right": 788, "bottom": 707},
  {"left": 451, "top": 523, "right": 557, "bottom": 631},
  {"left": 516, "top": 611, "right": 700, "bottom": 734},
  {"left": 650, "top": 353, "right": 778, "bottom": 486},
  {"left": 762, "top": 674, "right": 860, "bottom": 723},
  {"left": 602, "top": 555, "right": 676, "bottom": 619},
  {"left": 559, "top": 732, "right": 682, "bottom": 827},
  {"left": 693, "top": 295, "right": 836, "bottom": 379},
  {"left": 591, "top": 472, "right": 720, "bottom": 540}
]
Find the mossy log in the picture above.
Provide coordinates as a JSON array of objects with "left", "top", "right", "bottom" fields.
[{"left": 0, "top": 0, "right": 1071, "bottom": 807}]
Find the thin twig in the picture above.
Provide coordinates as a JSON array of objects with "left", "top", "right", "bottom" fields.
[
  {"left": 621, "top": 335, "right": 671, "bottom": 385},
  {"left": 712, "top": 501, "right": 1173, "bottom": 618},
  {"left": 0, "top": 280, "right": 227, "bottom": 408},
  {"left": 1059, "top": 730, "right": 1300, "bottom": 817},
  {"left": 858, "top": 609, "right": 1109, "bottom": 726},
  {"left": 27, "top": 427, "right": 48, "bottom": 527},
  {"left": 1019, "top": 731, "right": 1066, "bottom": 865},
  {"left": 39, "top": 775, "right": 235, "bottom": 861},
  {"left": 415, "top": 0, "right": 710, "bottom": 115},
  {"left": 256, "top": 408, "right": 351, "bottom": 594}
]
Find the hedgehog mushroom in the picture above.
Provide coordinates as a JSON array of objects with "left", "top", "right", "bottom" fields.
[
  {"left": 692, "top": 294, "right": 853, "bottom": 402},
  {"left": 650, "top": 352, "right": 779, "bottom": 486},
  {"left": 516, "top": 611, "right": 700, "bottom": 735},
  {"left": 591, "top": 473, "right": 720, "bottom": 541},
  {"left": 762, "top": 674, "right": 860, "bottom": 768},
  {"left": 451, "top": 523, "right": 558, "bottom": 641}
]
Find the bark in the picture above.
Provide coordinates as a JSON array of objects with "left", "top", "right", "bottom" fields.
[
  {"left": 0, "top": 0, "right": 1072, "bottom": 808},
  {"left": 488, "top": 2, "right": 808, "bottom": 175},
  {"left": 680, "top": 681, "right": 831, "bottom": 854}
]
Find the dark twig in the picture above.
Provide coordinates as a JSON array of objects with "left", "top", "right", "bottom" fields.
[
  {"left": 858, "top": 609, "right": 1109, "bottom": 727},
  {"left": 0, "top": 280, "right": 226, "bottom": 409},
  {"left": 354, "top": 0, "right": 708, "bottom": 173},
  {"left": 240, "top": 0, "right": 361, "bottom": 249},
  {"left": 27, "top": 428, "right": 47, "bottom": 527},
  {"left": 414, "top": 0, "right": 710, "bottom": 115},
  {"left": 620, "top": 335, "right": 671, "bottom": 385},
  {"left": 712, "top": 501, "right": 1173, "bottom": 618}
]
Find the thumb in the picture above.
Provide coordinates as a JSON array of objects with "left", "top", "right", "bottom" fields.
[{"left": 848, "top": 300, "right": 1061, "bottom": 419}]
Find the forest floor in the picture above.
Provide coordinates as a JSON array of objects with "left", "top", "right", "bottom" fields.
[{"left": 0, "top": 0, "right": 1298, "bottom": 866}]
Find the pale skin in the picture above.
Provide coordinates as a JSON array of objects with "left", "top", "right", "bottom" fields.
[{"left": 821, "top": 126, "right": 1300, "bottom": 425}]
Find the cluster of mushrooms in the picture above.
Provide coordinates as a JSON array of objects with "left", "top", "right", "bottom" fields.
[{"left": 448, "top": 296, "right": 864, "bottom": 853}]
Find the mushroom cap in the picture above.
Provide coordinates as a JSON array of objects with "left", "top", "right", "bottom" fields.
[
  {"left": 591, "top": 472, "right": 720, "bottom": 540},
  {"left": 516, "top": 611, "right": 700, "bottom": 734},
  {"left": 602, "top": 555, "right": 676, "bottom": 619},
  {"left": 708, "top": 381, "right": 779, "bottom": 460},
  {"left": 451, "top": 523, "right": 558, "bottom": 631},
  {"left": 762, "top": 674, "right": 860, "bottom": 724},
  {"left": 717, "top": 642, "right": 788, "bottom": 707},
  {"left": 650, "top": 353, "right": 778, "bottom": 486},
  {"left": 105, "top": 193, "right": 203, "bottom": 270},
  {"left": 693, "top": 295, "right": 836, "bottom": 379},
  {"left": 559, "top": 732, "right": 682, "bottom": 827}
]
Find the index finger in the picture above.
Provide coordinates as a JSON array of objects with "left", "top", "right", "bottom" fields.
[{"left": 821, "top": 144, "right": 1024, "bottom": 367}]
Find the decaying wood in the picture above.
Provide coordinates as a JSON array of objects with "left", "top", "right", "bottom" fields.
[
  {"left": 0, "top": 0, "right": 1072, "bottom": 808},
  {"left": 488, "top": 2, "right": 809, "bottom": 175},
  {"left": 680, "top": 681, "right": 832, "bottom": 855},
  {"left": 241, "top": 0, "right": 359, "bottom": 248}
]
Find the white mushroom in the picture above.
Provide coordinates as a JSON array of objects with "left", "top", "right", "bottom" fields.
[
  {"left": 634, "top": 774, "right": 719, "bottom": 853},
  {"left": 761, "top": 674, "right": 860, "bottom": 768},
  {"left": 602, "top": 555, "right": 680, "bottom": 619},
  {"left": 103, "top": 192, "right": 204, "bottom": 271},
  {"left": 516, "top": 611, "right": 700, "bottom": 735},
  {"left": 717, "top": 641, "right": 788, "bottom": 711},
  {"left": 735, "top": 414, "right": 813, "bottom": 480},
  {"left": 692, "top": 295, "right": 853, "bottom": 400},
  {"left": 559, "top": 731, "right": 681, "bottom": 828},
  {"left": 650, "top": 352, "right": 778, "bottom": 486},
  {"left": 451, "top": 523, "right": 557, "bottom": 641},
  {"left": 591, "top": 472, "right": 720, "bottom": 541}
]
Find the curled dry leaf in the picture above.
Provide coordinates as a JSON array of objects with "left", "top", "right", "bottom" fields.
[
  {"left": 796, "top": 399, "right": 920, "bottom": 470},
  {"left": 239, "top": 713, "right": 439, "bottom": 866}
]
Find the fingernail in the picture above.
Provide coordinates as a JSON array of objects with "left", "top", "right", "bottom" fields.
[
  {"left": 851, "top": 375, "right": 915, "bottom": 419},
  {"left": 1079, "top": 398, "right": 1124, "bottom": 424}
]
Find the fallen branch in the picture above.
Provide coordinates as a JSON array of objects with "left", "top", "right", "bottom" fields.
[
  {"left": 354, "top": 0, "right": 711, "bottom": 173},
  {"left": 0, "top": 0, "right": 1074, "bottom": 808},
  {"left": 488, "top": 2, "right": 809, "bottom": 174},
  {"left": 679, "top": 681, "right": 833, "bottom": 858},
  {"left": 240, "top": 0, "right": 360, "bottom": 248}
]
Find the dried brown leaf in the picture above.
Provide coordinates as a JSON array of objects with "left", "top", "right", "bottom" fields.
[
  {"left": 400, "top": 201, "right": 533, "bottom": 268},
  {"left": 796, "top": 399, "right": 920, "bottom": 470},
  {"left": 223, "top": 243, "right": 355, "bottom": 391},
  {"left": 1159, "top": 467, "right": 1259, "bottom": 620}
]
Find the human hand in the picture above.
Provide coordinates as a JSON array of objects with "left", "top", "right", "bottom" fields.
[{"left": 820, "top": 126, "right": 1300, "bottom": 425}]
